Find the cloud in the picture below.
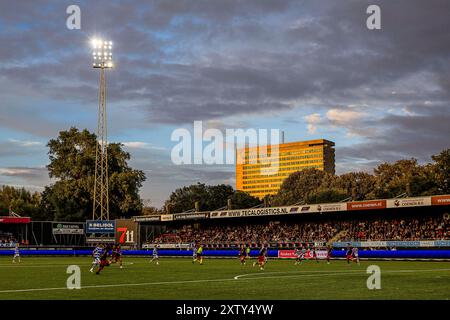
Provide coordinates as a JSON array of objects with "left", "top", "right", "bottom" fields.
[
  {"left": 1, "top": 0, "right": 450, "bottom": 206},
  {"left": 325, "top": 108, "right": 373, "bottom": 136},
  {"left": 0, "top": 139, "right": 45, "bottom": 158},
  {"left": 326, "top": 109, "right": 364, "bottom": 125},
  {"left": 304, "top": 113, "right": 321, "bottom": 134},
  {"left": 0, "top": 166, "right": 50, "bottom": 191},
  {"left": 122, "top": 141, "right": 167, "bottom": 151},
  {"left": 8, "top": 139, "right": 42, "bottom": 148},
  {"left": 0, "top": 167, "right": 42, "bottom": 178},
  {"left": 336, "top": 103, "right": 450, "bottom": 170}
]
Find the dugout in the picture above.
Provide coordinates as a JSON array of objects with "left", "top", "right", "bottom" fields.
[
  {"left": 0, "top": 216, "right": 31, "bottom": 245},
  {"left": 0, "top": 218, "right": 87, "bottom": 246},
  {"left": 27, "top": 221, "right": 86, "bottom": 246}
]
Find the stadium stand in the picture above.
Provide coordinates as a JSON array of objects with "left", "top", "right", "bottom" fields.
[{"left": 152, "top": 214, "right": 449, "bottom": 245}]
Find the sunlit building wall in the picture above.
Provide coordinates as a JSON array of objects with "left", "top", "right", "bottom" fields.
[{"left": 236, "top": 139, "right": 335, "bottom": 199}]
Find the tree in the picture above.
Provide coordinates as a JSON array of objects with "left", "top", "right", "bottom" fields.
[
  {"left": 306, "top": 187, "right": 349, "bottom": 204},
  {"left": 230, "top": 191, "right": 261, "bottom": 209},
  {"left": 272, "top": 168, "right": 332, "bottom": 206},
  {"left": 142, "top": 206, "right": 163, "bottom": 216},
  {"left": 206, "top": 184, "right": 235, "bottom": 210},
  {"left": 0, "top": 186, "right": 48, "bottom": 220},
  {"left": 334, "top": 172, "right": 376, "bottom": 200},
  {"left": 41, "top": 127, "right": 146, "bottom": 221},
  {"left": 370, "top": 159, "right": 437, "bottom": 199},
  {"left": 142, "top": 199, "right": 163, "bottom": 216},
  {"left": 431, "top": 149, "right": 450, "bottom": 194},
  {"left": 165, "top": 183, "right": 211, "bottom": 213},
  {"left": 164, "top": 183, "right": 261, "bottom": 213}
]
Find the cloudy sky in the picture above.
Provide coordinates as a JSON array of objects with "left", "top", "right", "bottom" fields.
[{"left": 0, "top": 0, "right": 449, "bottom": 207}]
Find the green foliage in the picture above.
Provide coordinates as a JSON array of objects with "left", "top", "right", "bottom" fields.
[
  {"left": 165, "top": 183, "right": 261, "bottom": 213},
  {"left": 431, "top": 149, "right": 450, "bottom": 194},
  {"left": 0, "top": 186, "right": 47, "bottom": 219},
  {"left": 306, "top": 187, "right": 349, "bottom": 204},
  {"left": 271, "top": 148, "right": 450, "bottom": 206},
  {"left": 333, "top": 172, "right": 376, "bottom": 200},
  {"left": 272, "top": 169, "right": 332, "bottom": 206},
  {"left": 371, "top": 159, "right": 438, "bottom": 199},
  {"left": 2, "top": 129, "right": 449, "bottom": 219},
  {"left": 41, "top": 127, "right": 146, "bottom": 221},
  {"left": 230, "top": 190, "right": 261, "bottom": 209}
]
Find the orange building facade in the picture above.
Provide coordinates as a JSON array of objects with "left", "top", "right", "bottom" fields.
[{"left": 236, "top": 139, "right": 335, "bottom": 199}]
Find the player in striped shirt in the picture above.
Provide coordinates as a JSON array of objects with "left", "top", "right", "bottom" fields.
[
  {"left": 90, "top": 244, "right": 103, "bottom": 272},
  {"left": 352, "top": 247, "right": 360, "bottom": 265},
  {"left": 12, "top": 243, "right": 20, "bottom": 263},
  {"left": 294, "top": 246, "right": 304, "bottom": 265},
  {"left": 191, "top": 243, "right": 197, "bottom": 262},
  {"left": 150, "top": 246, "right": 160, "bottom": 265}
]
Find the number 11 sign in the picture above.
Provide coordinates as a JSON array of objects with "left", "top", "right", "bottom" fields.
[{"left": 115, "top": 219, "right": 139, "bottom": 247}]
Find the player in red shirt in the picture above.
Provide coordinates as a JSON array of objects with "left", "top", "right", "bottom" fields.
[
  {"left": 238, "top": 245, "right": 246, "bottom": 265},
  {"left": 346, "top": 244, "right": 353, "bottom": 264},
  {"left": 111, "top": 244, "right": 123, "bottom": 269},
  {"left": 96, "top": 245, "right": 112, "bottom": 275},
  {"left": 326, "top": 245, "right": 332, "bottom": 264},
  {"left": 253, "top": 246, "right": 267, "bottom": 270}
]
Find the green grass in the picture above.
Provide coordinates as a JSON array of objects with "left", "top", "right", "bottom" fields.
[{"left": 0, "top": 256, "right": 449, "bottom": 300}]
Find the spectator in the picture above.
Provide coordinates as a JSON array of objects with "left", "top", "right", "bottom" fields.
[{"left": 152, "top": 214, "right": 449, "bottom": 244}]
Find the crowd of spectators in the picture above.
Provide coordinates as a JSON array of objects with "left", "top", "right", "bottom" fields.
[
  {"left": 346, "top": 216, "right": 448, "bottom": 241},
  {"left": 153, "top": 214, "right": 450, "bottom": 244},
  {"left": 0, "top": 234, "right": 17, "bottom": 247}
]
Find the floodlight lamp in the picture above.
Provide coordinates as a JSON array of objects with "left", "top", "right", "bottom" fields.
[
  {"left": 91, "top": 38, "right": 114, "bottom": 68},
  {"left": 91, "top": 38, "right": 101, "bottom": 48}
]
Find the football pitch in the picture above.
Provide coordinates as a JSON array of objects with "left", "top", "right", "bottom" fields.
[{"left": 0, "top": 257, "right": 449, "bottom": 300}]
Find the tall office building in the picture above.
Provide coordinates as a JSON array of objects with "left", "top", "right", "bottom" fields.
[{"left": 236, "top": 139, "right": 335, "bottom": 199}]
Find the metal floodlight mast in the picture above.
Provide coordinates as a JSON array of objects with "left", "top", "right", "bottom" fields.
[{"left": 91, "top": 38, "right": 114, "bottom": 221}]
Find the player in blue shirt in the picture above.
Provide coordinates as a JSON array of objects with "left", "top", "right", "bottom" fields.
[
  {"left": 90, "top": 244, "right": 103, "bottom": 272},
  {"left": 191, "top": 243, "right": 197, "bottom": 263},
  {"left": 351, "top": 247, "right": 360, "bottom": 265},
  {"left": 12, "top": 243, "right": 20, "bottom": 263},
  {"left": 150, "top": 246, "right": 160, "bottom": 265}
]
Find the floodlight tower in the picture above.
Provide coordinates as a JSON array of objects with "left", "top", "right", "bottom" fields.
[{"left": 91, "top": 38, "right": 114, "bottom": 221}]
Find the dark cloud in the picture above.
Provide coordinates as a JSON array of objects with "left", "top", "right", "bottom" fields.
[
  {"left": 0, "top": 166, "right": 50, "bottom": 191},
  {"left": 0, "top": 0, "right": 449, "bottom": 205},
  {"left": 336, "top": 103, "right": 450, "bottom": 169},
  {"left": 2, "top": 0, "right": 449, "bottom": 123}
]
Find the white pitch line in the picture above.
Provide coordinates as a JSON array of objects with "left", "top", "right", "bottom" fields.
[
  {"left": 0, "top": 262, "right": 135, "bottom": 268},
  {"left": 0, "top": 268, "right": 449, "bottom": 294},
  {"left": 233, "top": 268, "right": 450, "bottom": 280},
  {"left": 0, "top": 277, "right": 237, "bottom": 294},
  {"left": 233, "top": 269, "right": 364, "bottom": 279}
]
